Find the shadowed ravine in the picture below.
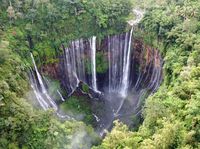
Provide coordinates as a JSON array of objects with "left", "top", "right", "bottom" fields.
[{"left": 29, "top": 32, "right": 163, "bottom": 135}]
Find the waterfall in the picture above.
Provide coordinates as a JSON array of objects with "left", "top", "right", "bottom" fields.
[
  {"left": 107, "top": 29, "right": 133, "bottom": 97},
  {"left": 90, "top": 36, "right": 98, "bottom": 92},
  {"left": 121, "top": 27, "right": 134, "bottom": 97},
  {"left": 30, "top": 53, "right": 73, "bottom": 120},
  {"left": 61, "top": 37, "right": 100, "bottom": 94},
  {"left": 115, "top": 27, "right": 133, "bottom": 114},
  {"left": 30, "top": 53, "right": 57, "bottom": 111},
  {"left": 30, "top": 69, "right": 49, "bottom": 110},
  {"left": 108, "top": 33, "right": 126, "bottom": 92},
  {"left": 28, "top": 8, "right": 158, "bottom": 133},
  {"left": 63, "top": 43, "right": 80, "bottom": 96},
  {"left": 57, "top": 90, "right": 65, "bottom": 101},
  {"left": 29, "top": 30, "right": 163, "bottom": 133}
]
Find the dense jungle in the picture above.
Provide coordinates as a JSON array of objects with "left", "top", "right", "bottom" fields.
[{"left": 0, "top": 0, "right": 199, "bottom": 148}]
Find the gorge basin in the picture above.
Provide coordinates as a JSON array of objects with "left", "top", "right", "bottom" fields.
[
  {"left": 29, "top": 30, "right": 163, "bottom": 136},
  {"left": 90, "top": 89, "right": 145, "bottom": 136}
]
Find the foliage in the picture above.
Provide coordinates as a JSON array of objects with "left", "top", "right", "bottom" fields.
[
  {"left": 85, "top": 51, "right": 108, "bottom": 74},
  {"left": 96, "top": 52, "right": 109, "bottom": 74},
  {"left": 82, "top": 84, "right": 90, "bottom": 93},
  {"left": 43, "top": 76, "right": 65, "bottom": 102},
  {"left": 2, "top": 0, "right": 200, "bottom": 148},
  {"left": 0, "top": 0, "right": 132, "bottom": 63},
  {"left": 60, "top": 96, "right": 95, "bottom": 125}
]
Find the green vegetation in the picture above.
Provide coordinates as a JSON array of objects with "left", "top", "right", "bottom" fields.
[
  {"left": 94, "top": 0, "right": 200, "bottom": 148},
  {"left": 96, "top": 52, "right": 109, "bottom": 74},
  {"left": 0, "top": 0, "right": 132, "bottom": 63},
  {"left": 43, "top": 76, "right": 66, "bottom": 102},
  {"left": 82, "top": 84, "right": 90, "bottom": 93},
  {"left": 60, "top": 96, "right": 95, "bottom": 125},
  {"left": 1, "top": 0, "right": 200, "bottom": 148},
  {"left": 85, "top": 51, "right": 108, "bottom": 74},
  {"left": 0, "top": 35, "right": 99, "bottom": 149}
]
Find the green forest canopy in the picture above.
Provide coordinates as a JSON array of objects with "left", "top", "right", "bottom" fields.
[
  {"left": 94, "top": 0, "right": 200, "bottom": 148},
  {"left": 0, "top": 0, "right": 200, "bottom": 148}
]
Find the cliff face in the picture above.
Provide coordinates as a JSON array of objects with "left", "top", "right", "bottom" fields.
[
  {"left": 40, "top": 63, "right": 60, "bottom": 80},
  {"left": 131, "top": 39, "right": 163, "bottom": 91},
  {"left": 40, "top": 38, "right": 162, "bottom": 95}
]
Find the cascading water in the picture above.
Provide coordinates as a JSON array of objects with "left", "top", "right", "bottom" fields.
[
  {"left": 107, "top": 31, "right": 131, "bottom": 94},
  {"left": 29, "top": 69, "right": 49, "bottom": 110},
  {"left": 121, "top": 27, "right": 134, "bottom": 97},
  {"left": 30, "top": 53, "right": 72, "bottom": 119},
  {"left": 57, "top": 90, "right": 65, "bottom": 102},
  {"left": 60, "top": 37, "right": 101, "bottom": 96},
  {"left": 30, "top": 53, "right": 57, "bottom": 111},
  {"left": 90, "top": 36, "right": 98, "bottom": 92},
  {"left": 113, "top": 27, "right": 134, "bottom": 116}
]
